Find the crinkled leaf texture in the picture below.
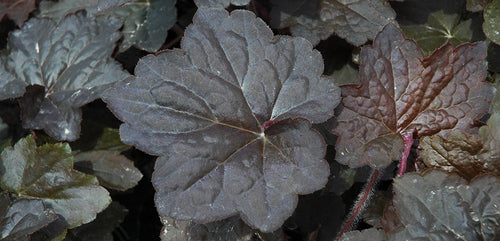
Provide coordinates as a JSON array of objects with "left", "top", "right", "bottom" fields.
[
  {"left": 387, "top": 170, "right": 500, "bottom": 241},
  {"left": 340, "top": 228, "right": 386, "bottom": 241},
  {"left": 402, "top": 10, "right": 473, "bottom": 56},
  {"left": 0, "top": 136, "right": 111, "bottom": 228},
  {"left": 0, "top": 12, "right": 130, "bottom": 141},
  {"left": 39, "top": 0, "right": 177, "bottom": 52},
  {"left": 194, "top": 0, "right": 250, "bottom": 8},
  {"left": 270, "top": 0, "right": 396, "bottom": 46},
  {"left": 332, "top": 24, "right": 493, "bottom": 168},
  {"left": 0, "top": 0, "right": 36, "bottom": 27},
  {"left": 103, "top": 8, "right": 340, "bottom": 232},
  {"left": 0, "top": 192, "right": 58, "bottom": 241},
  {"left": 484, "top": 0, "right": 500, "bottom": 46}
]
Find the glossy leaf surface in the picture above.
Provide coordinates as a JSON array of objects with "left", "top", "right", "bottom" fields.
[
  {"left": 0, "top": 192, "right": 58, "bottom": 241},
  {"left": 103, "top": 8, "right": 340, "bottom": 232},
  {"left": 0, "top": 12, "right": 130, "bottom": 141},
  {"left": 332, "top": 24, "right": 493, "bottom": 168},
  {"left": 484, "top": 0, "right": 500, "bottom": 45},
  {"left": 193, "top": 0, "right": 250, "bottom": 8},
  {"left": 0, "top": 136, "right": 111, "bottom": 228},
  {"left": 402, "top": 10, "right": 473, "bottom": 56}
]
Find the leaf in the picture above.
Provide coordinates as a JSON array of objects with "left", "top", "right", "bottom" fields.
[
  {"left": 331, "top": 64, "right": 359, "bottom": 86},
  {"left": 160, "top": 215, "right": 282, "bottom": 241},
  {"left": 102, "top": 8, "right": 340, "bottom": 232},
  {"left": 484, "top": 0, "right": 500, "bottom": 46},
  {"left": 73, "top": 128, "right": 143, "bottom": 191},
  {"left": 193, "top": 0, "right": 250, "bottom": 8},
  {"left": 0, "top": 0, "right": 36, "bottom": 27},
  {"left": 340, "top": 228, "right": 386, "bottom": 241},
  {"left": 0, "top": 135, "right": 111, "bottom": 228},
  {"left": 332, "top": 24, "right": 494, "bottom": 168},
  {"left": 402, "top": 10, "right": 473, "bottom": 56},
  {"left": 0, "top": 192, "right": 58, "bottom": 241},
  {"left": 386, "top": 170, "right": 500, "bottom": 241},
  {"left": 270, "top": 0, "right": 396, "bottom": 46},
  {"left": 0, "top": 12, "right": 130, "bottom": 141},
  {"left": 467, "top": 0, "right": 492, "bottom": 12},
  {"left": 39, "top": 0, "right": 177, "bottom": 52},
  {"left": 477, "top": 113, "right": 500, "bottom": 174},
  {"left": 63, "top": 202, "right": 128, "bottom": 241}
]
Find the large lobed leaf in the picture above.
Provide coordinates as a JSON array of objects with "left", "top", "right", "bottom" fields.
[
  {"left": 270, "top": 0, "right": 396, "bottom": 46},
  {"left": 39, "top": 0, "right": 177, "bottom": 52},
  {"left": 332, "top": 24, "right": 494, "bottom": 168},
  {"left": 0, "top": 136, "right": 111, "bottom": 228},
  {"left": 0, "top": 12, "right": 130, "bottom": 141},
  {"left": 103, "top": 8, "right": 340, "bottom": 232},
  {"left": 0, "top": 192, "right": 58, "bottom": 241}
]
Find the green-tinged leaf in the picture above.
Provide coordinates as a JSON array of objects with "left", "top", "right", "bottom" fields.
[
  {"left": 194, "top": 0, "right": 250, "bottom": 8},
  {"left": 0, "top": 0, "right": 36, "bottom": 27},
  {"left": 490, "top": 74, "right": 500, "bottom": 113},
  {"left": 73, "top": 128, "right": 142, "bottom": 191},
  {"left": 0, "top": 136, "right": 111, "bottom": 228},
  {"left": 387, "top": 170, "right": 500, "bottom": 240},
  {"left": 332, "top": 24, "right": 493, "bottom": 168},
  {"left": 103, "top": 8, "right": 340, "bottom": 232},
  {"left": 340, "top": 228, "right": 386, "bottom": 241},
  {"left": 488, "top": 42, "right": 500, "bottom": 72},
  {"left": 484, "top": 0, "right": 500, "bottom": 45},
  {"left": 361, "top": 191, "right": 392, "bottom": 227},
  {"left": 31, "top": 219, "right": 68, "bottom": 241},
  {"left": 331, "top": 64, "right": 359, "bottom": 86},
  {"left": 478, "top": 113, "right": 500, "bottom": 173},
  {"left": 39, "top": 0, "right": 177, "bottom": 52},
  {"left": 467, "top": 0, "right": 491, "bottom": 11},
  {"left": 160, "top": 216, "right": 283, "bottom": 241},
  {"left": 63, "top": 202, "right": 128, "bottom": 241},
  {"left": 270, "top": 0, "right": 396, "bottom": 46},
  {"left": 73, "top": 150, "right": 142, "bottom": 191},
  {"left": 402, "top": 10, "right": 473, "bottom": 56},
  {"left": 0, "top": 12, "right": 130, "bottom": 141},
  {"left": 0, "top": 192, "right": 58, "bottom": 241}
]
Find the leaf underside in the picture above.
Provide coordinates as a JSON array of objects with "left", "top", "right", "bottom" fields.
[
  {"left": 103, "top": 8, "right": 340, "bottom": 232},
  {"left": 332, "top": 24, "right": 493, "bottom": 168}
]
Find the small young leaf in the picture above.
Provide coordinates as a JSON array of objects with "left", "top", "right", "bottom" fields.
[
  {"left": 103, "top": 8, "right": 340, "bottom": 232},
  {"left": 387, "top": 170, "right": 500, "bottom": 240},
  {"left": 0, "top": 136, "right": 111, "bottom": 228},
  {"left": 0, "top": 192, "right": 58, "bottom": 241},
  {"left": 484, "top": 0, "right": 500, "bottom": 45},
  {"left": 271, "top": 0, "right": 396, "bottom": 46},
  {"left": 332, "top": 24, "right": 494, "bottom": 168},
  {"left": 402, "top": 10, "right": 473, "bottom": 56},
  {"left": 73, "top": 128, "right": 142, "bottom": 191},
  {"left": 0, "top": 12, "right": 130, "bottom": 141},
  {"left": 0, "top": 0, "right": 36, "bottom": 27}
]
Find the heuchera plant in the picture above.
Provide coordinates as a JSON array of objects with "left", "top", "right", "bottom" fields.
[{"left": 0, "top": 0, "right": 499, "bottom": 240}]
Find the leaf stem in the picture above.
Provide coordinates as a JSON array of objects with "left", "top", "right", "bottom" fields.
[
  {"left": 397, "top": 132, "right": 414, "bottom": 177},
  {"left": 335, "top": 168, "right": 381, "bottom": 241}
]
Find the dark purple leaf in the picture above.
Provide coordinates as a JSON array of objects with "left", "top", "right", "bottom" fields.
[
  {"left": 332, "top": 24, "right": 494, "bottom": 168},
  {"left": 0, "top": 0, "right": 36, "bottom": 27},
  {"left": 0, "top": 12, "right": 130, "bottom": 141},
  {"left": 103, "top": 8, "right": 340, "bottom": 232}
]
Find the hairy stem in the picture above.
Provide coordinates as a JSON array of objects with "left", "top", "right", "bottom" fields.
[
  {"left": 335, "top": 169, "right": 381, "bottom": 241},
  {"left": 397, "top": 132, "right": 414, "bottom": 177}
]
